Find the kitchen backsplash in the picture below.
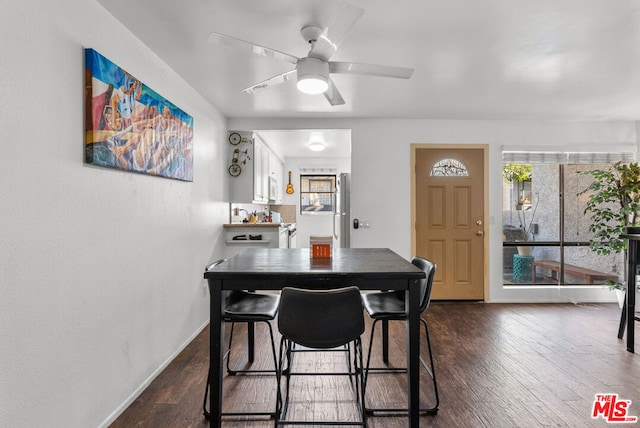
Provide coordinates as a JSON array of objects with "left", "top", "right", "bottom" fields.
[{"left": 270, "top": 204, "right": 296, "bottom": 223}]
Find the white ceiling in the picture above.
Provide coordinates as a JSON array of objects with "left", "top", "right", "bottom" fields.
[
  {"left": 97, "top": 0, "right": 640, "bottom": 148},
  {"left": 255, "top": 129, "right": 351, "bottom": 159}
]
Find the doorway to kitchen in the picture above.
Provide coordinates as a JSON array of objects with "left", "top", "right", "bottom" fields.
[
  {"left": 412, "top": 145, "right": 488, "bottom": 300},
  {"left": 254, "top": 129, "right": 352, "bottom": 249}
]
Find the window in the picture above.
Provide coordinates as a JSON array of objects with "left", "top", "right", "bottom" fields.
[
  {"left": 501, "top": 148, "right": 635, "bottom": 287},
  {"left": 429, "top": 158, "right": 469, "bottom": 176},
  {"left": 300, "top": 175, "right": 336, "bottom": 214}
]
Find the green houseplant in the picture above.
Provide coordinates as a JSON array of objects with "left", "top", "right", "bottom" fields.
[
  {"left": 503, "top": 163, "right": 538, "bottom": 247},
  {"left": 502, "top": 163, "right": 532, "bottom": 185},
  {"left": 578, "top": 161, "right": 640, "bottom": 294}
]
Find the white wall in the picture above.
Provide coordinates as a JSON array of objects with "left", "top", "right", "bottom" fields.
[
  {"left": 0, "top": 1, "right": 228, "bottom": 427},
  {"left": 1, "top": 2, "right": 636, "bottom": 424},
  {"left": 229, "top": 118, "right": 638, "bottom": 303}
]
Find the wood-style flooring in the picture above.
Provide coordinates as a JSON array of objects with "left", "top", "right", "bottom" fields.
[{"left": 110, "top": 302, "right": 640, "bottom": 427}]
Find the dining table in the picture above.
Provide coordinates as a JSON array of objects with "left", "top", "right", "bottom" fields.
[{"left": 204, "top": 247, "right": 426, "bottom": 427}]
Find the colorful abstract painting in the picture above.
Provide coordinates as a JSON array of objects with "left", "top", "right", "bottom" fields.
[{"left": 84, "top": 48, "right": 194, "bottom": 181}]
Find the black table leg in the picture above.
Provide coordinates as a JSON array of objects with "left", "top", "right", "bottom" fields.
[
  {"left": 626, "top": 239, "right": 637, "bottom": 353},
  {"left": 627, "top": 279, "right": 635, "bottom": 353},
  {"left": 209, "top": 279, "right": 225, "bottom": 426},
  {"left": 406, "top": 279, "right": 420, "bottom": 428}
]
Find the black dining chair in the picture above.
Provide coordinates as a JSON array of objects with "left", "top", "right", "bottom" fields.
[
  {"left": 202, "top": 259, "right": 280, "bottom": 419},
  {"left": 362, "top": 256, "right": 439, "bottom": 415},
  {"left": 276, "top": 286, "right": 367, "bottom": 427}
]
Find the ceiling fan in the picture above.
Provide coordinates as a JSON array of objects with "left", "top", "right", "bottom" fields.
[{"left": 208, "top": 3, "right": 414, "bottom": 106}]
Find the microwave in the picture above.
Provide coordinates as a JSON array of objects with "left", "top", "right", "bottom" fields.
[{"left": 268, "top": 176, "right": 279, "bottom": 201}]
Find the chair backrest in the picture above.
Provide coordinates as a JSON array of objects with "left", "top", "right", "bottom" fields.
[
  {"left": 411, "top": 256, "right": 436, "bottom": 314},
  {"left": 204, "top": 259, "right": 238, "bottom": 306},
  {"left": 278, "top": 286, "right": 365, "bottom": 349},
  {"left": 205, "top": 259, "right": 226, "bottom": 271}
]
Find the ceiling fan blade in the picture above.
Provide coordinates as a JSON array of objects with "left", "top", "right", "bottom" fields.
[
  {"left": 208, "top": 32, "right": 299, "bottom": 65},
  {"left": 242, "top": 69, "right": 296, "bottom": 94},
  {"left": 309, "top": 3, "right": 364, "bottom": 61},
  {"left": 243, "top": 69, "right": 297, "bottom": 94},
  {"left": 324, "top": 78, "right": 345, "bottom": 106},
  {"left": 329, "top": 61, "right": 414, "bottom": 79}
]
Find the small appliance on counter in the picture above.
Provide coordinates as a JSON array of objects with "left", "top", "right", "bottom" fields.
[{"left": 231, "top": 234, "right": 263, "bottom": 241}]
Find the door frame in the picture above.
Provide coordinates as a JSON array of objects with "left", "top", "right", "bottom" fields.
[{"left": 410, "top": 144, "right": 490, "bottom": 301}]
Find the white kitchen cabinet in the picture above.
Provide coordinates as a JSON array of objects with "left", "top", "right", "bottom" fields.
[
  {"left": 254, "top": 137, "right": 268, "bottom": 202},
  {"left": 229, "top": 132, "right": 282, "bottom": 203},
  {"left": 268, "top": 149, "right": 284, "bottom": 204}
]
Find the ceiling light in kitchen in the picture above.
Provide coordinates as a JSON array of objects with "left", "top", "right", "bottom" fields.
[{"left": 308, "top": 141, "right": 326, "bottom": 151}]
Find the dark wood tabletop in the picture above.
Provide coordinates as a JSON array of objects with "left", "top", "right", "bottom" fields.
[{"left": 204, "top": 247, "right": 425, "bottom": 289}]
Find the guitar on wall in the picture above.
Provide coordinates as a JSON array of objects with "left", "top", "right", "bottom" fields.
[{"left": 286, "top": 171, "right": 294, "bottom": 194}]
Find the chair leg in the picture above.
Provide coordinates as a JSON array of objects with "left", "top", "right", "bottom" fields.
[
  {"left": 226, "top": 322, "right": 237, "bottom": 375},
  {"left": 276, "top": 337, "right": 366, "bottom": 427},
  {"left": 345, "top": 341, "right": 354, "bottom": 385},
  {"left": 227, "top": 321, "right": 278, "bottom": 375},
  {"left": 421, "top": 318, "right": 439, "bottom": 413},
  {"left": 364, "top": 320, "right": 407, "bottom": 384},
  {"left": 275, "top": 337, "right": 293, "bottom": 425},
  {"left": 203, "top": 320, "right": 279, "bottom": 419},
  {"left": 363, "top": 318, "right": 377, "bottom": 391},
  {"left": 285, "top": 342, "right": 352, "bottom": 377},
  {"left": 275, "top": 337, "right": 287, "bottom": 421},
  {"left": 354, "top": 338, "right": 367, "bottom": 427},
  {"left": 202, "top": 368, "right": 211, "bottom": 419},
  {"left": 363, "top": 317, "right": 439, "bottom": 415}
]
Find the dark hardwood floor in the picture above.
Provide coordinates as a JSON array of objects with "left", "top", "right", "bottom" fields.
[{"left": 110, "top": 302, "right": 640, "bottom": 427}]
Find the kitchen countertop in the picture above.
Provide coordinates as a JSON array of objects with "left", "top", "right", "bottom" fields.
[{"left": 224, "top": 223, "right": 286, "bottom": 227}]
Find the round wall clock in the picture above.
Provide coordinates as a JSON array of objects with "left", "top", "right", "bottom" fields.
[{"left": 229, "top": 132, "right": 242, "bottom": 145}]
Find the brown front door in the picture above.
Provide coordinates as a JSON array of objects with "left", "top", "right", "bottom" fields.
[{"left": 414, "top": 147, "right": 486, "bottom": 300}]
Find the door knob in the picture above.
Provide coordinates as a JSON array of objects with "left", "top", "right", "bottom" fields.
[
  {"left": 476, "top": 220, "right": 483, "bottom": 226},
  {"left": 476, "top": 230, "right": 484, "bottom": 236}
]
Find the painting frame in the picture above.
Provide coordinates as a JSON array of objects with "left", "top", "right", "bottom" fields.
[{"left": 84, "top": 48, "right": 194, "bottom": 182}]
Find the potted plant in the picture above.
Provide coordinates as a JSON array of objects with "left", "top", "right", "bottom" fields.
[
  {"left": 607, "top": 281, "right": 627, "bottom": 309},
  {"left": 503, "top": 163, "right": 538, "bottom": 255},
  {"left": 578, "top": 161, "right": 640, "bottom": 304}
]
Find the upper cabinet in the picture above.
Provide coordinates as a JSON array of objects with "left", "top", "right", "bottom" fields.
[
  {"left": 228, "top": 131, "right": 283, "bottom": 204},
  {"left": 268, "top": 148, "right": 284, "bottom": 203}
]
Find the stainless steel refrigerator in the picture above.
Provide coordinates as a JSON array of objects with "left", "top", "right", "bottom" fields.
[{"left": 334, "top": 173, "right": 350, "bottom": 248}]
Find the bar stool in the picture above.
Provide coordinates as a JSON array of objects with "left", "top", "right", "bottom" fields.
[
  {"left": 362, "top": 256, "right": 439, "bottom": 415},
  {"left": 202, "top": 259, "right": 280, "bottom": 419},
  {"left": 276, "top": 286, "right": 366, "bottom": 427}
]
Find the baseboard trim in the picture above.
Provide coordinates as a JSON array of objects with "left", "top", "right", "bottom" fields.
[{"left": 98, "top": 320, "right": 209, "bottom": 428}]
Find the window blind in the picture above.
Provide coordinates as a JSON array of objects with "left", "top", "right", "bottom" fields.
[
  {"left": 502, "top": 147, "right": 636, "bottom": 164},
  {"left": 299, "top": 167, "right": 338, "bottom": 174}
]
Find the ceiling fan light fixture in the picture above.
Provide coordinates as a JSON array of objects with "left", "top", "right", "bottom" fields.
[
  {"left": 296, "top": 57, "right": 329, "bottom": 94},
  {"left": 308, "top": 141, "right": 326, "bottom": 152},
  {"left": 297, "top": 76, "right": 329, "bottom": 94}
]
